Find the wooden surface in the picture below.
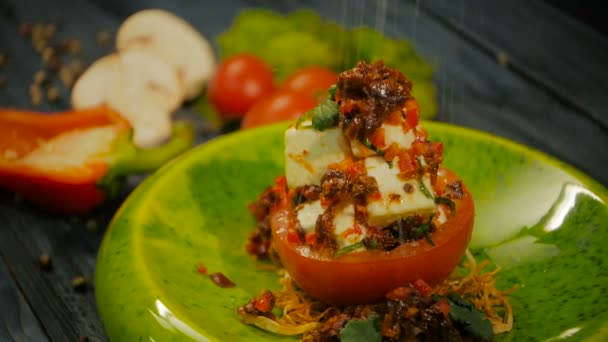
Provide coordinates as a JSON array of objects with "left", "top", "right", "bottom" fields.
[{"left": 0, "top": 0, "right": 607, "bottom": 341}]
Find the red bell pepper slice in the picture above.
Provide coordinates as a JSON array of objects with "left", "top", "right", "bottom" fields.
[{"left": 0, "top": 106, "right": 194, "bottom": 214}]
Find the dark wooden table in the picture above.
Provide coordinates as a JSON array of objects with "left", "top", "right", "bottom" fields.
[{"left": 1, "top": 0, "right": 607, "bottom": 341}]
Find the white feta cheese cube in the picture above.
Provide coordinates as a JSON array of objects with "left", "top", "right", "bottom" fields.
[
  {"left": 333, "top": 202, "right": 367, "bottom": 248},
  {"left": 295, "top": 200, "right": 367, "bottom": 249},
  {"left": 296, "top": 200, "right": 324, "bottom": 234},
  {"left": 365, "top": 156, "right": 436, "bottom": 227},
  {"left": 384, "top": 124, "right": 415, "bottom": 151},
  {"left": 350, "top": 123, "right": 415, "bottom": 158},
  {"left": 285, "top": 125, "right": 351, "bottom": 188}
]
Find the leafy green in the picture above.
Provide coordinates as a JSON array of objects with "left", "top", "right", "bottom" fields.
[
  {"left": 217, "top": 9, "right": 437, "bottom": 119},
  {"left": 311, "top": 98, "right": 339, "bottom": 131},
  {"left": 418, "top": 177, "right": 434, "bottom": 199},
  {"left": 361, "top": 139, "right": 385, "bottom": 156},
  {"left": 412, "top": 213, "right": 436, "bottom": 246},
  {"left": 334, "top": 241, "right": 365, "bottom": 259},
  {"left": 435, "top": 293, "right": 494, "bottom": 340},
  {"left": 339, "top": 315, "right": 382, "bottom": 342},
  {"left": 435, "top": 196, "right": 456, "bottom": 217}
]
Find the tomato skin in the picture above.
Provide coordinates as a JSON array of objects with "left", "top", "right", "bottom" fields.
[
  {"left": 208, "top": 54, "right": 275, "bottom": 118},
  {"left": 241, "top": 90, "right": 317, "bottom": 129},
  {"left": 270, "top": 168, "right": 474, "bottom": 305},
  {"left": 281, "top": 67, "right": 338, "bottom": 102}
]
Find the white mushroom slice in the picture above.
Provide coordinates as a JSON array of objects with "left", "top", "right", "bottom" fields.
[
  {"left": 72, "top": 51, "right": 184, "bottom": 148},
  {"left": 71, "top": 54, "right": 121, "bottom": 110},
  {"left": 116, "top": 9, "right": 216, "bottom": 99}
]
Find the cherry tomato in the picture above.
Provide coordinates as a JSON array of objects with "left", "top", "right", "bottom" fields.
[
  {"left": 281, "top": 67, "right": 338, "bottom": 102},
  {"left": 241, "top": 90, "right": 317, "bottom": 129},
  {"left": 270, "top": 168, "right": 474, "bottom": 305},
  {"left": 208, "top": 54, "right": 275, "bottom": 118}
]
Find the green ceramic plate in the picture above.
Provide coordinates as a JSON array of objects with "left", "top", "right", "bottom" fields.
[{"left": 96, "top": 121, "right": 608, "bottom": 341}]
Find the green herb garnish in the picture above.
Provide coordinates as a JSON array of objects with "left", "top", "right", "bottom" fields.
[
  {"left": 418, "top": 177, "right": 434, "bottom": 199},
  {"left": 311, "top": 98, "right": 339, "bottom": 131},
  {"left": 328, "top": 84, "right": 337, "bottom": 100},
  {"left": 365, "top": 238, "right": 378, "bottom": 250},
  {"left": 432, "top": 293, "right": 494, "bottom": 340},
  {"left": 334, "top": 241, "right": 365, "bottom": 259},
  {"left": 412, "top": 213, "right": 435, "bottom": 246},
  {"left": 361, "top": 139, "right": 385, "bottom": 156},
  {"left": 435, "top": 196, "right": 456, "bottom": 217},
  {"left": 339, "top": 315, "right": 382, "bottom": 342}
]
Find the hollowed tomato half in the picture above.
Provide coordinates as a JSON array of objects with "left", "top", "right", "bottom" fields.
[{"left": 270, "top": 168, "right": 474, "bottom": 305}]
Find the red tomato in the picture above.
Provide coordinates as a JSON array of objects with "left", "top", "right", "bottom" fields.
[
  {"left": 270, "top": 168, "right": 474, "bottom": 305},
  {"left": 281, "top": 67, "right": 337, "bottom": 102},
  {"left": 208, "top": 54, "right": 275, "bottom": 118},
  {"left": 241, "top": 90, "right": 317, "bottom": 129}
]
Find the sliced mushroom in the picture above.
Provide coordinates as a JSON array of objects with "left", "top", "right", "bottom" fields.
[
  {"left": 72, "top": 50, "right": 184, "bottom": 148},
  {"left": 116, "top": 9, "right": 216, "bottom": 100}
]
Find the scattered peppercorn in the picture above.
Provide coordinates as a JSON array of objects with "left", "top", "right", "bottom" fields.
[
  {"left": 59, "top": 66, "right": 74, "bottom": 88},
  {"left": 71, "top": 276, "right": 88, "bottom": 292},
  {"left": 38, "top": 253, "right": 52, "bottom": 270},
  {"left": 29, "top": 84, "right": 42, "bottom": 106},
  {"left": 34, "top": 70, "right": 50, "bottom": 86},
  {"left": 47, "top": 87, "right": 60, "bottom": 102}
]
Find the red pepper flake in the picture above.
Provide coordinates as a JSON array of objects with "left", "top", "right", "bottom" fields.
[
  {"left": 413, "top": 278, "right": 433, "bottom": 297},
  {"left": 253, "top": 291, "right": 275, "bottom": 313},
  {"left": 386, "top": 286, "right": 413, "bottom": 301},
  {"left": 305, "top": 233, "right": 317, "bottom": 245},
  {"left": 287, "top": 230, "right": 301, "bottom": 244},
  {"left": 209, "top": 272, "right": 236, "bottom": 288},
  {"left": 196, "top": 263, "right": 207, "bottom": 275},
  {"left": 404, "top": 98, "right": 420, "bottom": 128},
  {"left": 435, "top": 297, "right": 451, "bottom": 317}
]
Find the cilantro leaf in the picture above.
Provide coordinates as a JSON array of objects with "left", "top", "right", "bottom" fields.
[
  {"left": 445, "top": 293, "right": 494, "bottom": 340},
  {"left": 339, "top": 315, "right": 382, "bottom": 342},
  {"left": 311, "top": 98, "right": 339, "bottom": 131}
]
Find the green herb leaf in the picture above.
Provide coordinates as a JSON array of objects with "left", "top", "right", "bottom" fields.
[
  {"left": 365, "top": 238, "right": 378, "bottom": 250},
  {"left": 334, "top": 241, "right": 365, "bottom": 259},
  {"left": 445, "top": 293, "right": 494, "bottom": 340},
  {"left": 339, "top": 315, "right": 382, "bottom": 342},
  {"left": 418, "top": 177, "right": 434, "bottom": 199},
  {"left": 311, "top": 98, "right": 339, "bottom": 131},
  {"left": 328, "top": 84, "right": 337, "bottom": 100},
  {"left": 435, "top": 196, "right": 456, "bottom": 217},
  {"left": 361, "top": 139, "right": 385, "bottom": 156},
  {"left": 412, "top": 213, "right": 436, "bottom": 246}
]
